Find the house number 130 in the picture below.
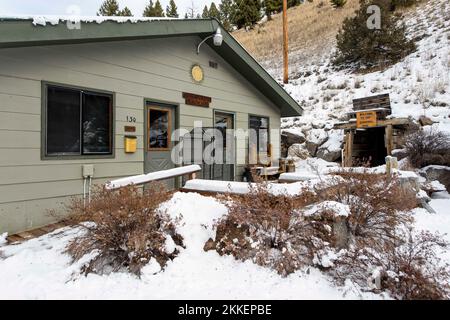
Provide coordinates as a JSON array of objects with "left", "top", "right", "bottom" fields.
[{"left": 127, "top": 116, "right": 137, "bottom": 123}]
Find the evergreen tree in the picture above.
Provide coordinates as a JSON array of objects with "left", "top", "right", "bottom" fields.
[
  {"left": 233, "top": 0, "right": 261, "bottom": 29},
  {"left": 97, "top": 0, "right": 119, "bottom": 16},
  {"left": 166, "top": 0, "right": 179, "bottom": 18},
  {"left": 118, "top": 6, "right": 133, "bottom": 16},
  {"left": 330, "top": 0, "right": 347, "bottom": 8},
  {"left": 153, "top": 0, "right": 165, "bottom": 17},
  {"left": 209, "top": 2, "right": 220, "bottom": 20},
  {"left": 143, "top": 0, "right": 155, "bottom": 17},
  {"left": 202, "top": 5, "right": 210, "bottom": 18},
  {"left": 219, "top": 0, "right": 235, "bottom": 31},
  {"left": 264, "top": 0, "right": 302, "bottom": 19},
  {"left": 334, "top": 0, "right": 415, "bottom": 68}
]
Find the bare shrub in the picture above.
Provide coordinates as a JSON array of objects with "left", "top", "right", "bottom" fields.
[
  {"left": 213, "top": 184, "right": 326, "bottom": 276},
  {"left": 65, "top": 184, "right": 182, "bottom": 276},
  {"left": 404, "top": 129, "right": 450, "bottom": 168},
  {"left": 315, "top": 171, "right": 417, "bottom": 242},
  {"left": 331, "top": 230, "right": 450, "bottom": 299}
]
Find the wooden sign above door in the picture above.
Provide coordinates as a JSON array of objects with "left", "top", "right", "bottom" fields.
[
  {"left": 182, "top": 92, "right": 211, "bottom": 108},
  {"left": 356, "top": 111, "right": 377, "bottom": 128}
]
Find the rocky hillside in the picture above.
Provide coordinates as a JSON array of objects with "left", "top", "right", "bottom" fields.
[{"left": 236, "top": 0, "right": 450, "bottom": 163}]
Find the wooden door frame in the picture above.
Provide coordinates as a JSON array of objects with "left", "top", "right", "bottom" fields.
[
  {"left": 143, "top": 99, "right": 179, "bottom": 183},
  {"left": 213, "top": 109, "right": 236, "bottom": 181}
]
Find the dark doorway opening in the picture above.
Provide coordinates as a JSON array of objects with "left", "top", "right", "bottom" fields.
[{"left": 353, "top": 127, "right": 387, "bottom": 167}]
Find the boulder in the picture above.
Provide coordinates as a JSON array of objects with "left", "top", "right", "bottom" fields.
[
  {"left": 419, "top": 165, "right": 450, "bottom": 192},
  {"left": 316, "top": 147, "right": 342, "bottom": 162},
  {"left": 306, "top": 141, "right": 319, "bottom": 157},
  {"left": 281, "top": 130, "right": 306, "bottom": 146},
  {"left": 419, "top": 116, "right": 434, "bottom": 126},
  {"left": 305, "top": 129, "right": 329, "bottom": 157},
  {"left": 288, "top": 143, "right": 310, "bottom": 159},
  {"left": 315, "top": 129, "right": 344, "bottom": 162}
]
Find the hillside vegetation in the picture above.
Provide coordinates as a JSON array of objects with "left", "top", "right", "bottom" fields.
[{"left": 233, "top": 0, "right": 360, "bottom": 73}]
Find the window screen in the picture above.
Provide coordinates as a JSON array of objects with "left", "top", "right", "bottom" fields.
[
  {"left": 45, "top": 85, "right": 113, "bottom": 156},
  {"left": 249, "top": 115, "right": 269, "bottom": 153}
]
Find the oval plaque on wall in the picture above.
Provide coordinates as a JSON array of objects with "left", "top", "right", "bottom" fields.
[{"left": 191, "top": 64, "right": 204, "bottom": 83}]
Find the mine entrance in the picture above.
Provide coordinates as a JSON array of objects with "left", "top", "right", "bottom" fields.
[{"left": 352, "top": 127, "right": 387, "bottom": 167}]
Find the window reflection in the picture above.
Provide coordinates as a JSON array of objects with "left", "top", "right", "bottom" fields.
[{"left": 149, "top": 108, "right": 170, "bottom": 149}]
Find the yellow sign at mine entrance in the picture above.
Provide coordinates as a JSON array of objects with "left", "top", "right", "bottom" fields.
[{"left": 356, "top": 111, "right": 377, "bottom": 128}]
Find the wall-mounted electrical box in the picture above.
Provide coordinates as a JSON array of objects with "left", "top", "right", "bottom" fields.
[
  {"left": 124, "top": 136, "right": 137, "bottom": 153},
  {"left": 82, "top": 164, "right": 95, "bottom": 178}
]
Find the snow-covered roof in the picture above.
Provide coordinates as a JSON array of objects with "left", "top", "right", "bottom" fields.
[{"left": 0, "top": 15, "right": 179, "bottom": 27}]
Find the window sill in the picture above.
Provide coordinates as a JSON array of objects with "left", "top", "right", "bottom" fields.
[{"left": 41, "top": 154, "right": 115, "bottom": 161}]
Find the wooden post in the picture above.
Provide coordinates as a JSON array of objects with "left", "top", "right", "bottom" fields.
[
  {"left": 344, "top": 130, "right": 354, "bottom": 167},
  {"left": 283, "top": 0, "right": 289, "bottom": 84},
  {"left": 385, "top": 125, "right": 393, "bottom": 155}
]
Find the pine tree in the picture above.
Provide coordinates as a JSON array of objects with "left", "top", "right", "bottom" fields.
[
  {"left": 334, "top": 0, "right": 415, "bottom": 68},
  {"left": 153, "top": 0, "right": 165, "bottom": 17},
  {"left": 330, "top": 0, "right": 347, "bottom": 8},
  {"left": 209, "top": 2, "right": 220, "bottom": 20},
  {"left": 233, "top": 0, "right": 261, "bottom": 29},
  {"left": 202, "top": 5, "right": 210, "bottom": 19},
  {"left": 166, "top": 0, "right": 179, "bottom": 18},
  {"left": 118, "top": 6, "right": 133, "bottom": 16},
  {"left": 97, "top": 0, "right": 120, "bottom": 16},
  {"left": 219, "top": 0, "right": 235, "bottom": 31},
  {"left": 143, "top": 0, "right": 155, "bottom": 17}
]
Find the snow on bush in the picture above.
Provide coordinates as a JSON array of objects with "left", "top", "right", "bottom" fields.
[
  {"left": 331, "top": 230, "right": 450, "bottom": 299},
  {"left": 210, "top": 183, "right": 331, "bottom": 277},
  {"left": 404, "top": 129, "right": 450, "bottom": 168},
  {"left": 314, "top": 171, "right": 417, "bottom": 242},
  {"left": 65, "top": 184, "right": 183, "bottom": 276}
]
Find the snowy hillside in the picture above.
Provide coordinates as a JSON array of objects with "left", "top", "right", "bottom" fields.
[{"left": 278, "top": 0, "right": 450, "bottom": 134}]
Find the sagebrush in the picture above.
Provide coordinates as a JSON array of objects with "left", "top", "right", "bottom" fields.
[
  {"left": 315, "top": 171, "right": 417, "bottom": 242},
  {"left": 404, "top": 129, "right": 450, "bottom": 168},
  {"left": 212, "top": 184, "right": 327, "bottom": 276},
  {"left": 331, "top": 230, "right": 450, "bottom": 299},
  {"left": 66, "top": 184, "right": 182, "bottom": 276}
]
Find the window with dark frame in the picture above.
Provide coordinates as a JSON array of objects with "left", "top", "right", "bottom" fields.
[
  {"left": 45, "top": 85, "right": 113, "bottom": 157},
  {"left": 249, "top": 115, "right": 269, "bottom": 154}
]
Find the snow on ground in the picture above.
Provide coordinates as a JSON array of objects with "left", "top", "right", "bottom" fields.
[
  {"left": 0, "top": 233, "right": 7, "bottom": 246},
  {"left": 0, "top": 192, "right": 382, "bottom": 300},
  {"left": 0, "top": 187, "right": 448, "bottom": 300}
]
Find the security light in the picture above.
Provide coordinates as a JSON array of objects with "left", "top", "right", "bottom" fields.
[{"left": 197, "top": 28, "right": 223, "bottom": 55}]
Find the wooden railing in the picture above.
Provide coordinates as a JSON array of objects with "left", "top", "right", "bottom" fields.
[{"left": 106, "top": 165, "right": 202, "bottom": 190}]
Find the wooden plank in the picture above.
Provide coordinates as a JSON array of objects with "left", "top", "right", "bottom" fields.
[
  {"left": 385, "top": 125, "right": 393, "bottom": 155},
  {"left": 334, "top": 118, "right": 411, "bottom": 130}
]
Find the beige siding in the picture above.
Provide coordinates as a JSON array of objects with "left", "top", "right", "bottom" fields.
[{"left": 0, "top": 36, "right": 281, "bottom": 234}]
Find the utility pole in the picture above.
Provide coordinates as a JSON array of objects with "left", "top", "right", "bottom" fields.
[{"left": 282, "top": 0, "right": 289, "bottom": 84}]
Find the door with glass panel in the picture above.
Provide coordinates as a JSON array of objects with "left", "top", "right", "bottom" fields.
[
  {"left": 213, "top": 111, "right": 235, "bottom": 181},
  {"left": 145, "top": 103, "right": 176, "bottom": 188}
]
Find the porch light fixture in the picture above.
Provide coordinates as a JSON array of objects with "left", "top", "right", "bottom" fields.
[{"left": 196, "top": 28, "right": 223, "bottom": 54}]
